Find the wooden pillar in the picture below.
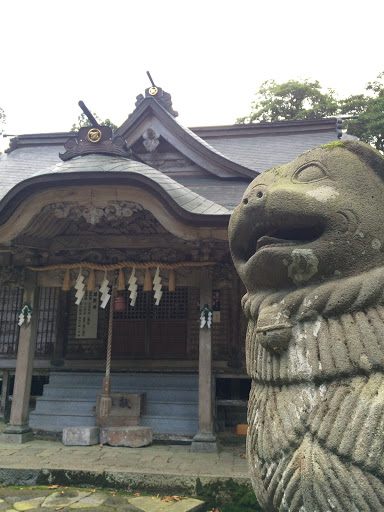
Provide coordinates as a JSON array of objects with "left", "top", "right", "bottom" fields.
[
  {"left": 1, "top": 272, "right": 38, "bottom": 443},
  {"left": 191, "top": 268, "right": 218, "bottom": 452},
  {"left": 52, "top": 290, "right": 66, "bottom": 367},
  {"left": 0, "top": 370, "right": 11, "bottom": 422}
]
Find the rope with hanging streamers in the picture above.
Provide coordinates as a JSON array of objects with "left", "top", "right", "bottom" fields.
[{"left": 27, "top": 261, "right": 216, "bottom": 271}]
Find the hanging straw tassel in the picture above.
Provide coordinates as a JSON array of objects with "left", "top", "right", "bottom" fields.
[
  {"left": 168, "top": 269, "right": 176, "bottom": 292},
  {"left": 88, "top": 269, "right": 95, "bottom": 291},
  {"left": 98, "top": 287, "right": 115, "bottom": 418},
  {"left": 117, "top": 268, "right": 125, "bottom": 291},
  {"left": 144, "top": 268, "right": 152, "bottom": 291},
  {"left": 62, "top": 268, "right": 71, "bottom": 291}
]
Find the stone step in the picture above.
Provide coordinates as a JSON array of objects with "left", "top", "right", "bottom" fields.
[
  {"left": 43, "top": 386, "right": 198, "bottom": 402},
  {"left": 30, "top": 411, "right": 198, "bottom": 435},
  {"left": 145, "top": 401, "right": 198, "bottom": 416},
  {"left": 31, "top": 371, "right": 199, "bottom": 436},
  {"left": 33, "top": 398, "right": 96, "bottom": 415},
  {"left": 29, "top": 413, "right": 95, "bottom": 431},
  {"left": 141, "top": 415, "right": 198, "bottom": 435},
  {"left": 34, "top": 397, "right": 197, "bottom": 417},
  {"left": 48, "top": 372, "right": 198, "bottom": 388}
]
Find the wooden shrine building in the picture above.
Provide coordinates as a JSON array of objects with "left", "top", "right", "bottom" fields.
[{"left": 0, "top": 83, "right": 353, "bottom": 447}]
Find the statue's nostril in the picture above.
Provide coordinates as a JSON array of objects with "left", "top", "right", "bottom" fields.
[{"left": 243, "top": 198, "right": 248, "bottom": 205}]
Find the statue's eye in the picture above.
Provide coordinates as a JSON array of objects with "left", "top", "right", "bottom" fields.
[{"left": 293, "top": 163, "right": 328, "bottom": 183}]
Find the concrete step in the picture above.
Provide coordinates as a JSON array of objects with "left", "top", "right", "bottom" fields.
[
  {"left": 43, "top": 387, "right": 100, "bottom": 399},
  {"left": 43, "top": 386, "right": 198, "bottom": 403},
  {"left": 29, "top": 413, "right": 95, "bottom": 431},
  {"left": 30, "top": 411, "right": 198, "bottom": 435},
  {"left": 141, "top": 415, "right": 198, "bottom": 435},
  {"left": 33, "top": 398, "right": 96, "bottom": 415},
  {"left": 31, "top": 372, "right": 199, "bottom": 436},
  {"left": 145, "top": 401, "right": 198, "bottom": 416},
  {"left": 48, "top": 372, "right": 198, "bottom": 389},
  {"left": 34, "top": 397, "right": 197, "bottom": 418}
]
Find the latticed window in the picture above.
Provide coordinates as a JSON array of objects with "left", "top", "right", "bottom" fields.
[
  {"left": 35, "top": 287, "right": 60, "bottom": 357},
  {"left": 114, "top": 286, "right": 188, "bottom": 320},
  {"left": 0, "top": 286, "right": 23, "bottom": 356},
  {"left": 112, "top": 286, "right": 189, "bottom": 358}
]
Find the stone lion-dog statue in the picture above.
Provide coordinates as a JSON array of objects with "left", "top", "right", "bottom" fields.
[{"left": 229, "top": 140, "right": 384, "bottom": 512}]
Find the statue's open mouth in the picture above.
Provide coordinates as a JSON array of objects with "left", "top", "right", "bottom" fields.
[{"left": 256, "top": 225, "right": 324, "bottom": 251}]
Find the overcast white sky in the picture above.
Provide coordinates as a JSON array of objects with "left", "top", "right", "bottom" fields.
[{"left": 1, "top": 0, "right": 383, "bottom": 151}]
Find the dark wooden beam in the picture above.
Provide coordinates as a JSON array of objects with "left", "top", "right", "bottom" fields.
[{"left": 49, "top": 234, "right": 185, "bottom": 251}]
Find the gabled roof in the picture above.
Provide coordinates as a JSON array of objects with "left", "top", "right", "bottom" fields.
[
  {"left": 191, "top": 118, "right": 355, "bottom": 173},
  {"left": 115, "top": 97, "right": 257, "bottom": 179}
]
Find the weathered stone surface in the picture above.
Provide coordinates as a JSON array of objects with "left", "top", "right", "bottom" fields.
[
  {"left": 62, "top": 427, "right": 100, "bottom": 446},
  {"left": 0, "top": 431, "right": 34, "bottom": 444},
  {"left": 42, "top": 491, "right": 91, "bottom": 508},
  {"left": 13, "top": 497, "right": 46, "bottom": 510},
  {"left": 71, "top": 493, "right": 108, "bottom": 508},
  {"left": 128, "top": 496, "right": 204, "bottom": 512},
  {"left": 100, "top": 427, "right": 152, "bottom": 447},
  {"left": 116, "top": 505, "right": 142, "bottom": 512},
  {"left": 229, "top": 141, "right": 384, "bottom": 511}
]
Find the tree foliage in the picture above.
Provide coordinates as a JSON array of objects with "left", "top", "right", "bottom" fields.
[
  {"left": 237, "top": 79, "right": 338, "bottom": 123},
  {"left": 237, "top": 74, "right": 384, "bottom": 153},
  {"left": 70, "top": 112, "right": 117, "bottom": 132},
  {"left": 339, "top": 72, "right": 384, "bottom": 152}
]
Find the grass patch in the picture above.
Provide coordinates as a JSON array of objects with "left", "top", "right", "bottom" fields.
[{"left": 196, "top": 478, "right": 263, "bottom": 512}]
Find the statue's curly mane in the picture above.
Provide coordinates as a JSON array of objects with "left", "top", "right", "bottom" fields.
[
  {"left": 242, "top": 265, "right": 384, "bottom": 323},
  {"left": 245, "top": 267, "right": 384, "bottom": 511}
]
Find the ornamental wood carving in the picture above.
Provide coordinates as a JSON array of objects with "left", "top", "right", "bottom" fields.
[
  {"left": 229, "top": 141, "right": 384, "bottom": 512},
  {"left": 43, "top": 201, "right": 144, "bottom": 226}
]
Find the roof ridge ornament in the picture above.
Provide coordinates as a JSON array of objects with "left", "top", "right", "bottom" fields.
[
  {"left": 134, "top": 72, "right": 179, "bottom": 117},
  {"left": 59, "top": 101, "right": 132, "bottom": 161}
]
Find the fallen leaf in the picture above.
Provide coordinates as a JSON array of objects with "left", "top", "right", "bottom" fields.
[
  {"left": 55, "top": 507, "right": 65, "bottom": 511},
  {"left": 134, "top": 493, "right": 140, "bottom": 497},
  {"left": 48, "top": 485, "right": 59, "bottom": 489},
  {"left": 99, "top": 444, "right": 103, "bottom": 447},
  {"left": 173, "top": 496, "right": 181, "bottom": 501}
]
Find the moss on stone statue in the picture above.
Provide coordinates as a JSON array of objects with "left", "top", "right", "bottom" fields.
[{"left": 319, "top": 140, "right": 345, "bottom": 149}]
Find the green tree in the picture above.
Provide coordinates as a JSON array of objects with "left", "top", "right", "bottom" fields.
[
  {"left": 339, "top": 72, "right": 384, "bottom": 152},
  {"left": 70, "top": 112, "right": 117, "bottom": 131},
  {"left": 237, "top": 79, "right": 338, "bottom": 123}
]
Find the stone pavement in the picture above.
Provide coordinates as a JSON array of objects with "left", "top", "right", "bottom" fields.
[
  {"left": 0, "top": 423, "right": 249, "bottom": 498},
  {"left": 0, "top": 487, "right": 205, "bottom": 512}
]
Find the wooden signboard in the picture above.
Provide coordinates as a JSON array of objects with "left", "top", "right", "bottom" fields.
[
  {"left": 95, "top": 392, "right": 146, "bottom": 427},
  {"left": 76, "top": 288, "right": 99, "bottom": 339}
]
